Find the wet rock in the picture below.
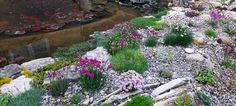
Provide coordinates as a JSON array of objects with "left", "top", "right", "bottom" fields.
[
  {"left": 14, "top": 30, "right": 26, "bottom": 35},
  {"left": 0, "top": 64, "right": 21, "bottom": 78},
  {"left": 151, "top": 77, "right": 190, "bottom": 97},
  {"left": 0, "top": 76, "right": 32, "bottom": 96},
  {"left": 186, "top": 53, "right": 205, "bottom": 61},
  {"left": 21, "top": 57, "right": 55, "bottom": 73}
]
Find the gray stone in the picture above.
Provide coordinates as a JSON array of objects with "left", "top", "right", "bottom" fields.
[
  {"left": 21, "top": 57, "right": 55, "bottom": 73},
  {"left": 0, "top": 64, "right": 21, "bottom": 78},
  {"left": 151, "top": 77, "right": 190, "bottom": 97},
  {"left": 186, "top": 53, "right": 205, "bottom": 61},
  {"left": 185, "top": 48, "right": 195, "bottom": 54}
]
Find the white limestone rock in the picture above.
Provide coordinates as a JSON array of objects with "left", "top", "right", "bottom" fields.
[
  {"left": 21, "top": 57, "right": 55, "bottom": 73},
  {"left": 151, "top": 77, "right": 190, "bottom": 97},
  {"left": 0, "top": 76, "right": 32, "bottom": 96}
]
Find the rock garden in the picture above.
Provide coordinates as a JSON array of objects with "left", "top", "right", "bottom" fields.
[{"left": 1, "top": 0, "right": 236, "bottom": 106}]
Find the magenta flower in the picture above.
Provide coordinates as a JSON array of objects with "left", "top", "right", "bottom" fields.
[
  {"left": 80, "top": 58, "right": 87, "bottom": 66},
  {"left": 210, "top": 11, "right": 222, "bottom": 20},
  {"left": 80, "top": 69, "right": 94, "bottom": 77},
  {"left": 107, "top": 64, "right": 112, "bottom": 69}
]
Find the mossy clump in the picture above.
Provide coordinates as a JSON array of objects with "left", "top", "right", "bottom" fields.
[
  {"left": 145, "top": 37, "right": 157, "bottom": 47},
  {"left": 123, "top": 96, "right": 154, "bottom": 106}
]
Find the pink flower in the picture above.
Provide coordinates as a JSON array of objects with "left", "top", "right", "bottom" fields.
[
  {"left": 80, "top": 58, "right": 87, "bottom": 66},
  {"left": 107, "top": 64, "right": 112, "bottom": 69}
]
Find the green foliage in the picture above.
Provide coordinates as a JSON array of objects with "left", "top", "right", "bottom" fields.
[
  {"left": 49, "top": 79, "right": 69, "bottom": 97},
  {"left": 123, "top": 96, "right": 154, "bottom": 106},
  {"left": 156, "top": 46, "right": 175, "bottom": 62},
  {"left": 131, "top": 17, "right": 157, "bottom": 28},
  {"left": 105, "top": 34, "right": 139, "bottom": 55},
  {"left": 152, "top": 21, "right": 167, "bottom": 31},
  {"left": 0, "top": 94, "right": 13, "bottom": 106},
  {"left": 164, "top": 26, "right": 193, "bottom": 47},
  {"left": 204, "top": 29, "right": 217, "bottom": 38},
  {"left": 95, "top": 33, "right": 109, "bottom": 47},
  {"left": 224, "top": 25, "right": 236, "bottom": 36},
  {"left": 221, "top": 59, "right": 236, "bottom": 70},
  {"left": 53, "top": 40, "right": 97, "bottom": 61},
  {"left": 31, "top": 61, "right": 75, "bottom": 89},
  {"left": 154, "top": 8, "right": 170, "bottom": 18},
  {"left": 10, "top": 88, "right": 43, "bottom": 106},
  {"left": 207, "top": 20, "right": 218, "bottom": 28},
  {"left": 174, "top": 95, "right": 194, "bottom": 106},
  {"left": 159, "top": 69, "right": 173, "bottom": 79},
  {"left": 80, "top": 69, "right": 105, "bottom": 92},
  {"left": 111, "top": 48, "right": 148, "bottom": 74},
  {"left": 195, "top": 91, "right": 211, "bottom": 106},
  {"left": 99, "top": 103, "right": 112, "bottom": 106},
  {"left": 145, "top": 37, "right": 157, "bottom": 47},
  {"left": 70, "top": 94, "right": 81, "bottom": 104},
  {"left": 194, "top": 68, "right": 217, "bottom": 85}
]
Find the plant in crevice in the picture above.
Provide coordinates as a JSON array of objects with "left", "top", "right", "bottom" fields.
[
  {"left": 194, "top": 91, "right": 211, "bottom": 106},
  {"left": 174, "top": 95, "right": 194, "bottom": 106},
  {"left": 70, "top": 94, "right": 81, "bottom": 104},
  {"left": 164, "top": 26, "right": 193, "bottom": 47},
  {"left": 221, "top": 58, "right": 236, "bottom": 70},
  {"left": 204, "top": 29, "right": 217, "bottom": 38},
  {"left": 194, "top": 68, "right": 217, "bottom": 85},
  {"left": 155, "top": 46, "right": 175, "bottom": 62},
  {"left": 159, "top": 69, "right": 173, "bottom": 79},
  {"left": 116, "top": 70, "right": 144, "bottom": 92},
  {"left": 123, "top": 95, "right": 154, "bottom": 106},
  {"left": 49, "top": 79, "right": 69, "bottom": 97},
  {"left": 154, "top": 8, "right": 171, "bottom": 18},
  {"left": 145, "top": 37, "right": 157, "bottom": 47},
  {"left": 152, "top": 21, "right": 167, "bottom": 31},
  {"left": 224, "top": 25, "right": 236, "bottom": 36},
  {"left": 76, "top": 57, "right": 111, "bottom": 92},
  {"left": 111, "top": 48, "right": 148, "bottom": 73}
]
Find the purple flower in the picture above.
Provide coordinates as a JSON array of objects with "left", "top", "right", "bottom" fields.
[
  {"left": 210, "top": 11, "right": 222, "bottom": 20},
  {"left": 80, "top": 58, "right": 87, "bottom": 66}
]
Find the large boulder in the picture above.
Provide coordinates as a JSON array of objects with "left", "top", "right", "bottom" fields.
[
  {"left": 0, "top": 76, "right": 32, "bottom": 96},
  {"left": 21, "top": 57, "right": 55, "bottom": 73},
  {"left": 0, "top": 64, "right": 21, "bottom": 78},
  {"left": 83, "top": 47, "right": 111, "bottom": 65}
]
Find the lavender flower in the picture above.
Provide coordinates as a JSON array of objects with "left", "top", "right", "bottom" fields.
[
  {"left": 210, "top": 10, "right": 222, "bottom": 20},
  {"left": 116, "top": 70, "right": 144, "bottom": 92}
]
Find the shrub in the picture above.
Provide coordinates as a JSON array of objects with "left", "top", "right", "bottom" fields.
[
  {"left": 77, "top": 58, "right": 109, "bottom": 92},
  {"left": 152, "top": 21, "right": 167, "bottom": 31},
  {"left": 224, "top": 25, "right": 236, "bottom": 36},
  {"left": 195, "top": 91, "right": 211, "bottom": 106},
  {"left": 31, "top": 61, "right": 75, "bottom": 88},
  {"left": 10, "top": 88, "right": 43, "bottom": 106},
  {"left": 185, "top": 11, "right": 200, "bottom": 18},
  {"left": 164, "top": 26, "right": 193, "bottom": 46},
  {"left": 159, "top": 69, "right": 173, "bottom": 79},
  {"left": 94, "top": 32, "right": 110, "bottom": 47},
  {"left": 111, "top": 49, "right": 148, "bottom": 73},
  {"left": 0, "top": 93, "right": 13, "bottom": 106},
  {"left": 0, "top": 77, "right": 12, "bottom": 87},
  {"left": 49, "top": 79, "right": 69, "bottom": 97},
  {"left": 123, "top": 96, "right": 153, "bottom": 106},
  {"left": 156, "top": 46, "right": 175, "bottom": 62},
  {"left": 204, "top": 29, "right": 217, "bottom": 38},
  {"left": 145, "top": 37, "right": 157, "bottom": 47},
  {"left": 131, "top": 17, "right": 157, "bottom": 28},
  {"left": 154, "top": 8, "right": 170, "bottom": 18},
  {"left": 220, "top": 59, "right": 236, "bottom": 70},
  {"left": 117, "top": 70, "right": 144, "bottom": 92},
  {"left": 70, "top": 94, "right": 81, "bottom": 104},
  {"left": 174, "top": 95, "right": 194, "bottom": 106},
  {"left": 105, "top": 22, "right": 141, "bottom": 55},
  {"left": 207, "top": 20, "right": 218, "bottom": 28},
  {"left": 53, "top": 40, "right": 97, "bottom": 61},
  {"left": 194, "top": 68, "right": 216, "bottom": 85}
]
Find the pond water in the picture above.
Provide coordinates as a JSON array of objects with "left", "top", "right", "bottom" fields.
[{"left": 0, "top": 4, "right": 140, "bottom": 60}]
